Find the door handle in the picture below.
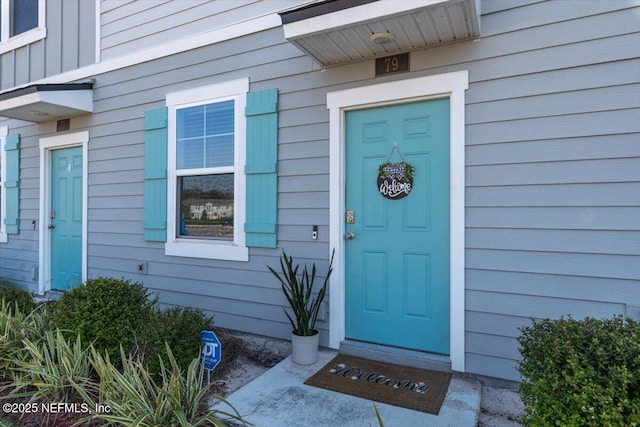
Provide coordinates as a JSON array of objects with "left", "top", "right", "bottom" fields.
[
  {"left": 345, "top": 232, "right": 355, "bottom": 240},
  {"left": 48, "top": 224, "right": 56, "bottom": 229}
]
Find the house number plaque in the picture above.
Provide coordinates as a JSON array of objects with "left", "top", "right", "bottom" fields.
[{"left": 375, "top": 52, "right": 409, "bottom": 77}]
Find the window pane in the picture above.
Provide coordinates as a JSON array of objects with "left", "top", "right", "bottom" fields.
[
  {"left": 205, "top": 102, "right": 234, "bottom": 135},
  {"left": 177, "top": 105, "right": 204, "bottom": 139},
  {"left": 176, "top": 100, "right": 234, "bottom": 170},
  {"left": 178, "top": 174, "right": 234, "bottom": 240},
  {"left": 12, "top": 0, "right": 38, "bottom": 36},
  {"left": 177, "top": 138, "right": 204, "bottom": 169},
  {"left": 205, "top": 135, "right": 233, "bottom": 167}
]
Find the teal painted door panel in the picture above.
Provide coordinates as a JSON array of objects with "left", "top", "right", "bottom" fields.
[
  {"left": 345, "top": 98, "right": 450, "bottom": 354},
  {"left": 51, "top": 147, "right": 83, "bottom": 291}
]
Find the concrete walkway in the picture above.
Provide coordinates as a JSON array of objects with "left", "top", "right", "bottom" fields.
[{"left": 212, "top": 349, "right": 482, "bottom": 426}]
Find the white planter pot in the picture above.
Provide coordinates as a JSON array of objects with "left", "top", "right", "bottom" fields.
[{"left": 291, "top": 330, "right": 319, "bottom": 365}]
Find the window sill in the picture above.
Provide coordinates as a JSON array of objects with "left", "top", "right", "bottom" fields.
[
  {"left": 165, "top": 239, "right": 248, "bottom": 262},
  {"left": 0, "top": 27, "right": 46, "bottom": 54}
]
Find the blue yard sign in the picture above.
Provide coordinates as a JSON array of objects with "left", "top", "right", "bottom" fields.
[{"left": 200, "top": 330, "right": 222, "bottom": 371}]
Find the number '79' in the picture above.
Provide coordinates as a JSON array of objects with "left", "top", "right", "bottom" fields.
[{"left": 385, "top": 57, "right": 399, "bottom": 72}]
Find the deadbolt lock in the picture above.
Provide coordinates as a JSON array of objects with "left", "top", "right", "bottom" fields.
[{"left": 346, "top": 210, "right": 355, "bottom": 224}]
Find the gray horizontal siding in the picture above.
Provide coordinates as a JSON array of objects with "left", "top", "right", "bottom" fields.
[
  {"left": 467, "top": 269, "right": 640, "bottom": 304},
  {"left": 93, "top": 0, "right": 640, "bottom": 382},
  {"left": 481, "top": 0, "right": 544, "bottom": 15},
  {"left": 467, "top": 290, "right": 627, "bottom": 320},
  {"left": 467, "top": 134, "right": 640, "bottom": 165},
  {"left": 467, "top": 158, "right": 640, "bottom": 186},
  {"left": 467, "top": 249, "right": 639, "bottom": 280},
  {"left": 467, "top": 109, "right": 640, "bottom": 145},
  {"left": 467, "top": 84, "right": 640, "bottom": 124},
  {"left": 467, "top": 182, "right": 640, "bottom": 207},
  {"left": 467, "top": 207, "right": 638, "bottom": 230},
  {"left": 467, "top": 229, "right": 640, "bottom": 255},
  {"left": 481, "top": 0, "right": 636, "bottom": 38},
  {"left": 468, "top": 57, "right": 640, "bottom": 104},
  {"left": 466, "top": 353, "right": 520, "bottom": 382},
  {"left": 459, "top": 0, "right": 640, "bottom": 380},
  {"left": 99, "top": 0, "right": 303, "bottom": 60},
  {"left": 0, "top": 0, "right": 638, "bottom": 382}
]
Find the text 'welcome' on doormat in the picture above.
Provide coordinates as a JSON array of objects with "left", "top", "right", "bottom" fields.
[{"left": 304, "top": 354, "right": 451, "bottom": 415}]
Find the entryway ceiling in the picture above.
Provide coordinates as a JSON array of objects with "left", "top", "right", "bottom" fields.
[
  {"left": 280, "top": 0, "right": 481, "bottom": 67},
  {"left": 0, "top": 83, "right": 93, "bottom": 123}
]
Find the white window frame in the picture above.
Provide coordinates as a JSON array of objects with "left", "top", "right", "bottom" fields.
[
  {"left": 165, "top": 78, "right": 249, "bottom": 262},
  {"left": 0, "top": 0, "right": 46, "bottom": 55},
  {"left": 0, "top": 126, "right": 7, "bottom": 243}
]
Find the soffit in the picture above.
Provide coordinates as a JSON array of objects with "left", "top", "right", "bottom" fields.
[
  {"left": 280, "top": 0, "right": 481, "bottom": 67},
  {"left": 0, "top": 83, "right": 94, "bottom": 123}
]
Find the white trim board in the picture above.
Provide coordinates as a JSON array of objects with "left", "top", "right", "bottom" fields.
[
  {"left": 38, "top": 131, "right": 90, "bottom": 294},
  {"left": 327, "top": 70, "right": 468, "bottom": 372}
]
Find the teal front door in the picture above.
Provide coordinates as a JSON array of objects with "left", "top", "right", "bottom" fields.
[
  {"left": 50, "top": 146, "right": 83, "bottom": 291},
  {"left": 345, "top": 98, "right": 450, "bottom": 354}
]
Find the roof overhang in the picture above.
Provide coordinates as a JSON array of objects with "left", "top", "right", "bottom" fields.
[
  {"left": 0, "top": 83, "right": 93, "bottom": 123},
  {"left": 280, "top": 0, "right": 481, "bottom": 67}
]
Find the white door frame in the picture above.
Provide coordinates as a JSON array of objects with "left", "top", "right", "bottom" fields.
[
  {"left": 38, "top": 131, "right": 89, "bottom": 294},
  {"left": 327, "top": 71, "right": 468, "bottom": 372}
]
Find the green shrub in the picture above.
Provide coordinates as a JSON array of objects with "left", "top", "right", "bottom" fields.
[
  {"left": 518, "top": 315, "right": 640, "bottom": 426},
  {"left": 0, "top": 283, "right": 35, "bottom": 313},
  {"left": 140, "top": 306, "right": 214, "bottom": 375},
  {"left": 50, "top": 277, "right": 157, "bottom": 360},
  {"left": 84, "top": 344, "right": 246, "bottom": 426}
]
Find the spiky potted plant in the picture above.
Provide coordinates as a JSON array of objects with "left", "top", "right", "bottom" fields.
[{"left": 268, "top": 249, "right": 334, "bottom": 365}]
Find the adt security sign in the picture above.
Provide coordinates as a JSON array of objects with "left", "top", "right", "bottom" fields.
[{"left": 200, "top": 330, "right": 221, "bottom": 371}]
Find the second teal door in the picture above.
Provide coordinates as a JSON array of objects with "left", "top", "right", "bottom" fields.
[
  {"left": 345, "top": 98, "right": 451, "bottom": 354},
  {"left": 50, "top": 146, "right": 83, "bottom": 291}
]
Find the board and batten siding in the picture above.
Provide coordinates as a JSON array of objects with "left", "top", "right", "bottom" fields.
[
  {"left": 0, "top": 0, "right": 637, "bottom": 382},
  {"left": 0, "top": 0, "right": 95, "bottom": 91}
]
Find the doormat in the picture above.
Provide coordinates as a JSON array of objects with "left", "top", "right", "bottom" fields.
[{"left": 304, "top": 354, "right": 451, "bottom": 415}]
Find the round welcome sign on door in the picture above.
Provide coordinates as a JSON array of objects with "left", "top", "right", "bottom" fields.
[
  {"left": 377, "top": 161, "right": 414, "bottom": 200},
  {"left": 377, "top": 143, "right": 414, "bottom": 200}
]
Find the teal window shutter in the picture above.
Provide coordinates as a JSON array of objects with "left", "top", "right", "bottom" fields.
[
  {"left": 5, "top": 134, "right": 20, "bottom": 235},
  {"left": 143, "top": 107, "right": 168, "bottom": 242},
  {"left": 245, "top": 88, "right": 278, "bottom": 248}
]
